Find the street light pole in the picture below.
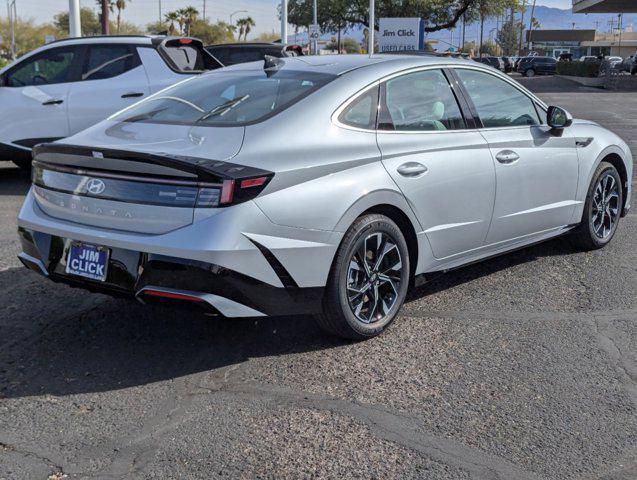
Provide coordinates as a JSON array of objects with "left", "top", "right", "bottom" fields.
[
  {"left": 281, "top": 0, "right": 288, "bottom": 46},
  {"left": 69, "top": 0, "right": 82, "bottom": 38},
  {"left": 312, "top": 0, "right": 317, "bottom": 53},
  {"left": 7, "top": 0, "right": 16, "bottom": 59},
  {"left": 368, "top": 0, "right": 375, "bottom": 55}
]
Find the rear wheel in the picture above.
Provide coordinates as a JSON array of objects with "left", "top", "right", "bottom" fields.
[
  {"left": 315, "top": 214, "right": 410, "bottom": 340},
  {"left": 525, "top": 68, "right": 536, "bottom": 77},
  {"left": 570, "top": 162, "right": 622, "bottom": 250}
]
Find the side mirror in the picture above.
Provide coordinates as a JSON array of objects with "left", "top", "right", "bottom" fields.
[{"left": 547, "top": 105, "right": 573, "bottom": 131}]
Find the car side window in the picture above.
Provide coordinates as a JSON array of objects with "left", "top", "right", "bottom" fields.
[
  {"left": 455, "top": 69, "right": 540, "bottom": 128},
  {"left": 5, "top": 47, "right": 76, "bottom": 87},
  {"left": 82, "top": 44, "right": 141, "bottom": 81},
  {"left": 380, "top": 69, "right": 466, "bottom": 131},
  {"left": 339, "top": 86, "right": 379, "bottom": 130}
]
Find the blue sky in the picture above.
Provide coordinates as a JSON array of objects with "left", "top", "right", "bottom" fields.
[{"left": 6, "top": 1, "right": 573, "bottom": 37}]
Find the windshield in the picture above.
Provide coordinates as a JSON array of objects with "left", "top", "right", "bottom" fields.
[{"left": 113, "top": 69, "right": 336, "bottom": 127}]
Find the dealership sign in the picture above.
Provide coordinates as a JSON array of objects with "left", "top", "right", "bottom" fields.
[{"left": 378, "top": 18, "right": 424, "bottom": 53}]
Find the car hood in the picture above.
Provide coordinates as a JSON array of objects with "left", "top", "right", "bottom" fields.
[{"left": 61, "top": 120, "right": 245, "bottom": 162}]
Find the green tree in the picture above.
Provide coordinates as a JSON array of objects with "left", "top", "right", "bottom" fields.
[
  {"left": 164, "top": 11, "right": 180, "bottom": 35},
  {"left": 114, "top": 0, "right": 131, "bottom": 33},
  {"left": 254, "top": 31, "right": 280, "bottom": 43},
  {"left": 146, "top": 20, "right": 168, "bottom": 35},
  {"left": 54, "top": 7, "right": 102, "bottom": 36},
  {"left": 0, "top": 18, "right": 59, "bottom": 58},
  {"left": 236, "top": 17, "right": 256, "bottom": 42},
  {"left": 496, "top": 15, "right": 520, "bottom": 55},
  {"left": 480, "top": 39, "right": 498, "bottom": 55},
  {"left": 288, "top": 0, "right": 478, "bottom": 35},
  {"left": 182, "top": 6, "right": 199, "bottom": 36},
  {"left": 325, "top": 37, "right": 361, "bottom": 53},
  {"left": 189, "top": 19, "right": 235, "bottom": 44}
]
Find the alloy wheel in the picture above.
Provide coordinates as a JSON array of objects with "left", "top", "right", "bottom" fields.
[
  {"left": 346, "top": 232, "right": 404, "bottom": 325},
  {"left": 591, "top": 173, "right": 620, "bottom": 239}
]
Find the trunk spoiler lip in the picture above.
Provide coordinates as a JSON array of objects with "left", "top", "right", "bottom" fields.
[{"left": 32, "top": 143, "right": 272, "bottom": 183}]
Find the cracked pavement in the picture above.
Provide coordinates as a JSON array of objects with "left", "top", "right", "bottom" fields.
[{"left": 0, "top": 77, "right": 636, "bottom": 479}]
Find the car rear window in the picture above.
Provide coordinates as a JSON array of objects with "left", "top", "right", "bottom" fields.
[
  {"left": 159, "top": 39, "right": 221, "bottom": 72},
  {"left": 112, "top": 69, "right": 336, "bottom": 126}
]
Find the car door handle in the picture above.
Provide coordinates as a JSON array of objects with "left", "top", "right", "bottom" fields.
[
  {"left": 397, "top": 162, "right": 428, "bottom": 177},
  {"left": 495, "top": 150, "right": 520, "bottom": 164},
  {"left": 121, "top": 92, "right": 144, "bottom": 98},
  {"left": 42, "top": 99, "right": 64, "bottom": 106}
]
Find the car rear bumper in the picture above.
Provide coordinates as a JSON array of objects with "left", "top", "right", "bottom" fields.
[{"left": 18, "top": 226, "right": 324, "bottom": 317}]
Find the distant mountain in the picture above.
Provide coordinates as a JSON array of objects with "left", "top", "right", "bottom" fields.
[{"left": 288, "top": 5, "right": 637, "bottom": 51}]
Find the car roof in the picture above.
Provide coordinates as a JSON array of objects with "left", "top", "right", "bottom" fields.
[
  {"left": 222, "top": 54, "right": 477, "bottom": 77},
  {"left": 208, "top": 43, "right": 282, "bottom": 48},
  {"left": 43, "top": 35, "right": 156, "bottom": 47}
]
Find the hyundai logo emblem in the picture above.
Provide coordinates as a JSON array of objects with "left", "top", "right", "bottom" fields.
[{"left": 86, "top": 178, "right": 106, "bottom": 195}]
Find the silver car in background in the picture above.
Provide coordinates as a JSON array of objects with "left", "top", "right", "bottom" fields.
[{"left": 18, "top": 55, "right": 632, "bottom": 339}]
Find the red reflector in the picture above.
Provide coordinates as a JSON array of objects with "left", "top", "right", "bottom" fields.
[
  {"left": 179, "top": 38, "right": 193, "bottom": 44},
  {"left": 143, "top": 290, "right": 204, "bottom": 302},
  {"left": 240, "top": 177, "right": 267, "bottom": 189},
  {"left": 220, "top": 179, "right": 235, "bottom": 204}
]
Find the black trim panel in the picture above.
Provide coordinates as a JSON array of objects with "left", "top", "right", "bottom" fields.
[
  {"left": 247, "top": 238, "right": 299, "bottom": 289},
  {"left": 18, "top": 228, "right": 323, "bottom": 316}
]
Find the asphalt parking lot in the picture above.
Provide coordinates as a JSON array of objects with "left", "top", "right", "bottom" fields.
[{"left": 1, "top": 76, "right": 636, "bottom": 480}]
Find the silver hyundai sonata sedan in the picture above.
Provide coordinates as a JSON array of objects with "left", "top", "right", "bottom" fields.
[{"left": 17, "top": 55, "right": 632, "bottom": 339}]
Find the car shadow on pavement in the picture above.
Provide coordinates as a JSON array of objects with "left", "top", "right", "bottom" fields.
[
  {"left": 0, "top": 165, "right": 30, "bottom": 196},
  {"left": 0, "top": 235, "right": 578, "bottom": 400}
]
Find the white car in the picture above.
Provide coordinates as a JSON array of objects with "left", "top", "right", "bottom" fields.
[{"left": 0, "top": 35, "right": 221, "bottom": 169}]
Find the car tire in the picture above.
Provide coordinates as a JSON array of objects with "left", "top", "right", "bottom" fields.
[
  {"left": 525, "top": 68, "right": 536, "bottom": 77},
  {"left": 12, "top": 158, "right": 32, "bottom": 171},
  {"left": 315, "top": 214, "right": 410, "bottom": 340},
  {"left": 570, "top": 162, "right": 623, "bottom": 250}
]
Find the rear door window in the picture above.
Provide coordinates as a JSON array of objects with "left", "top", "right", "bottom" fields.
[
  {"left": 380, "top": 69, "right": 466, "bottom": 131},
  {"left": 81, "top": 44, "right": 141, "bottom": 81}
]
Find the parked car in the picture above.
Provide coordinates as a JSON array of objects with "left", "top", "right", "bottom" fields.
[
  {"left": 501, "top": 56, "right": 514, "bottom": 73},
  {"left": 579, "top": 55, "right": 599, "bottom": 62},
  {"left": 473, "top": 56, "right": 503, "bottom": 71},
  {"left": 18, "top": 55, "right": 632, "bottom": 340},
  {"left": 205, "top": 42, "right": 304, "bottom": 67},
  {"left": 0, "top": 35, "right": 221, "bottom": 169},
  {"left": 517, "top": 56, "right": 557, "bottom": 76},
  {"left": 617, "top": 56, "right": 634, "bottom": 73}
]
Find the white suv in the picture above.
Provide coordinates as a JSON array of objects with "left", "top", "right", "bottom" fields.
[{"left": 0, "top": 35, "right": 221, "bottom": 169}]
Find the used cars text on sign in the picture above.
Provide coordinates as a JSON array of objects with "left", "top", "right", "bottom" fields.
[{"left": 378, "top": 18, "right": 424, "bottom": 53}]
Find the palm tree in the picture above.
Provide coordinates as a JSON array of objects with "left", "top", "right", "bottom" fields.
[
  {"left": 176, "top": 8, "right": 188, "bottom": 35},
  {"left": 236, "top": 18, "right": 247, "bottom": 42},
  {"left": 242, "top": 16, "right": 255, "bottom": 41},
  {"left": 165, "top": 11, "right": 180, "bottom": 35},
  {"left": 115, "top": 0, "right": 130, "bottom": 33},
  {"left": 182, "top": 6, "right": 199, "bottom": 36}
]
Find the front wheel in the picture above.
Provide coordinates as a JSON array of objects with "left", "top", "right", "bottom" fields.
[
  {"left": 315, "top": 214, "right": 410, "bottom": 340},
  {"left": 525, "top": 68, "right": 536, "bottom": 77},
  {"left": 570, "top": 162, "right": 623, "bottom": 250}
]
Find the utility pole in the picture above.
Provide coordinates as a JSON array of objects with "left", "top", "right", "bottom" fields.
[
  {"left": 527, "top": 0, "right": 536, "bottom": 53},
  {"left": 368, "top": 0, "right": 374, "bottom": 55},
  {"left": 203, "top": 0, "right": 206, "bottom": 22},
  {"left": 158, "top": 0, "right": 161, "bottom": 24},
  {"left": 461, "top": 12, "right": 466, "bottom": 52},
  {"left": 7, "top": 0, "right": 16, "bottom": 59},
  {"left": 69, "top": 0, "right": 82, "bottom": 37},
  {"left": 312, "top": 0, "right": 317, "bottom": 53},
  {"left": 100, "top": 0, "right": 110, "bottom": 35},
  {"left": 518, "top": 0, "right": 527, "bottom": 56},
  {"left": 618, "top": 13, "right": 623, "bottom": 56},
  {"left": 281, "top": 0, "right": 288, "bottom": 46}
]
